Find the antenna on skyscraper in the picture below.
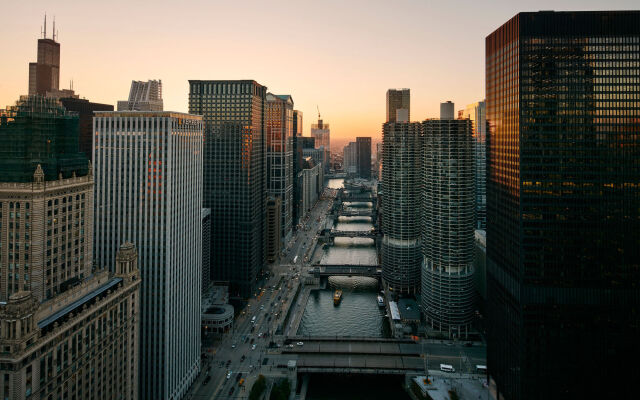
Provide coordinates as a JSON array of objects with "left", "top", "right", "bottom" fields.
[
  {"left": 317, "top": 105, "right": 321, "bottom": 119},
  {"left": 53, "top": 16, "right": 56, "bottom": 41},
  {"left": 43, "top": 14, "right": 47, "bottom": 38}
]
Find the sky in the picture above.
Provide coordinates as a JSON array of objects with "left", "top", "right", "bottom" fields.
[{"left": 1, "top": 0, "right": 638, "bottom": 148}]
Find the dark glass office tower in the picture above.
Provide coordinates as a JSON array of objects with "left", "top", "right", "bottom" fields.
[
  {"left": 486, "top": 11, "right": 640, "bottom": 399},
  {"left": 59, "top": 97, "right": 113, "bottom": 161},
  {"left": 356, "top": 137, "right": 372, "bottom": 179},
  {"left": 189, "top": 80, "right": 267, "bottom": 298}
]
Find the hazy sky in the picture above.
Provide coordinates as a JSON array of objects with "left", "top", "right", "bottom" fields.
[{"left": 1, "top": 0, "right": 637, "bottom": 146}]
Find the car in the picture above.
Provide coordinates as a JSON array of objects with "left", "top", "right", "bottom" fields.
[
  {"left": 250, "top": 338, "right": 255, "bottom": 344},
  {"left": 296, "top": 342, "right": 304, "bottom": 346},
  {"left": 226, "top": 371, "right": 232, "bottom": 379},
  {"left": 231, "top": 343, "right": 236, "bottom": 348},
  {"left": 203, "top": 376, "right": 211, "bottom": 386},
  {"left": 228, "top": 387, "right": 235, "bottom": 395},
  {"left": 240, "top": 355, "right": 246, "bottom": 362},
  {"left": 287, "top": 344, "right": 294, "bottom": 348},
  {"left": 252, "top": 344, "right": 257, "bottom": 350}
]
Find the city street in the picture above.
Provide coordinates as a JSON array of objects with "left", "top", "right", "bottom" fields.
[{"left": 187, "top": 190, "right": 335, "bottom": 399}]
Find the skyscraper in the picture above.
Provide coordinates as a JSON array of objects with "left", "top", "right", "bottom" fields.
[
  {"left": 266, "top": 93, "right": 294, "bottom": 242},
  {"left": 459, "top": 101, "right": 487, "bottom": 230},
  {"left": 292, "top": 110, "right": 304, "bottom": 228},
  {"left": 0, "top": 95, "right": 140, "bottom": 400},
  {"left": 386, "top": 88, "right": 410, "bottom": 122},
  {"left": 93, "top": 111, "right": 203, "bottom": 399},
  {"left": 356, "top": 137, "right": 372, "bottom": 179},
  {"left": 189, "top": 80, "right": 267, "bottom": 298},
  {"left": 343, "top": 141, "right": 358, "bottom": 176},
  {"left": 486, "top": 11, "right": 640, "bottom": 399},
  {"left": 117, "top": 80, "right": 163, "bottom": 111},
  {"left": 421, "top": 103, "right": 475, "bottom": 338},
  {"left": 28, "top": 16, "right": 60, "bottom": 96},
  {"left": 381, "top": 122, "right": 422, "bottom": 294},
  {"left": 60, "top": 97, "right": 114, "bottom": 161},
  {"left": 311, "top": 116, "right": 330, "bottom": 173}
]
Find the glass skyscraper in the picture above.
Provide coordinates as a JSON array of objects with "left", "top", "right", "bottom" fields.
[
  {"left": 266, "top": 93, "right": 294, "bottom": 243},
  {"left": 486, "top": 11, "right": 640, "bottom": 399},
  {"left": 189, "top": 80, "right": 267, "bottom": 298}
]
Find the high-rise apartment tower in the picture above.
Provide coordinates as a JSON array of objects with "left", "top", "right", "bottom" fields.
[
  {"left": 386, "top": 89, "right": 410, "bottom": 122},
  {"left": 381, "top": 122, "right": 422, "bottom": 294},
  {"left": 421, "top": 103, "right": 475, "bottom": 338}
]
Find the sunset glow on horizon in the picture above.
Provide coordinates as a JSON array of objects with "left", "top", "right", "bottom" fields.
[{"left": 1, "top": 0, "right": 637, "bottom": 146}]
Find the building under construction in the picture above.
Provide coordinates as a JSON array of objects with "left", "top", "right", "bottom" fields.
[{"left": 0, "top": 95, "right": 88, "bottom": 182}]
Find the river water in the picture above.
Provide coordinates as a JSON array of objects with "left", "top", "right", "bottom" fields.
[{"left": 298, "top": 178, "right": 387, "bottom": 338}]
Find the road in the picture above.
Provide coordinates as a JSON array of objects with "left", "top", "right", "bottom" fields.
[{"left": 187, "top": 188, "right": 336, "bottom": 399}]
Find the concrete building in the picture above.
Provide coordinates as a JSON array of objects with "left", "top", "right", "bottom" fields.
[
  {"left": 386, "top": 88, "right": 410, "bottom": 123},
  {"left": 188, "top": 80, "right": 267, "bottom": 299},
  {"left": 117, "top": 80, "right": 163, "bottom": 111},
  {"left": 266, "top": 94, "right": 294, "bottom": 243},
  {"left": 93, "top": 111, "right": 203, "bottom": 400},
  {"left": 301, "top": 157, "right": 323, "bottom": 213},
  {"left": 28, "top": 16, "right": 60, "bottom": 96},
  {"left": 486, "top": 12, "right": 640, "bottom": 399},
  {"left": 202, "top": 209, "right": 212, "bottom": 293},
  {"left": 459, "top": 101, "right": 487, "bottom": 230},
  {"left": 381, "top": 122, "right": 422, "bottom": 295},
  {"left": 0, "top": 95, "right": 140, "bottom": 400},
  {"left": 356, "top": 137, "right": 372, "bottom": 179},
  {"left": 343, "top": 141, "right": 358, "bottom": 176},
  {"left": 266, "top": 196, "right": 282, "bottom": 264},
  {"left": 421, "top": 103, "right": 475, "bottom": 338}
]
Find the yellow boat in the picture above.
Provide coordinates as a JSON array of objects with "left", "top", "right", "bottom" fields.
[{"left": 333, "top": 289, "right": 343, "bottom": 306}]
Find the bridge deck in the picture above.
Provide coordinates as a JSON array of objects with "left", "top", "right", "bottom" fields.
[{"left": 294, "top": 354, "right": 424, "bottom": 372}]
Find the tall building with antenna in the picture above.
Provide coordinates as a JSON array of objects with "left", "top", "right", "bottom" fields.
[
  {"left": 28, "top": 15, "right": 60, "bottom": 96},
  {"left": 310, "top": 107, "right": 330, "bottom": 173}
]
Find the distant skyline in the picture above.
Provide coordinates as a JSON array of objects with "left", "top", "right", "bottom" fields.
[{"left": 1, "top": 0, "right": 637, "bottom": 142}]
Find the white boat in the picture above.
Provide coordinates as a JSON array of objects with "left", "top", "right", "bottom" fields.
[{"left": 377, "top": 295, "right": 384, "bottom": 307}]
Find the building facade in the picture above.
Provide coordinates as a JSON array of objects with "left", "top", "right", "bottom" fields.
[
  {"left": 266, "top": 196, "right": 282, "bottom": 264},
  {"left": 421, "top": 107, "right": 475, "bottom": 338},
  {"left": 117, "top": 80, "right": 163, "bottom": 112},
  {"left": 202, "top": 208, "right": 211, "bottom": 293},
  {"left": 0, "top": 95, "right": 140, "bottom": 400},
  {"left": 188, "top": 80, "right": 267, "bottom": 299},
  {"left": 266, "top": 94, "right": 294, "bottom": 243},
  {"left": 292, "top": 110, "right": 303, "bottom": 229},
  {"left": 93, "top": 111, "right": 203, "bottom": 400},
  {"left": 356, "top": 137, "right": 372, "bottom": 179},
  {"left": 486, "top": 11, "right": 640, "bottom": 399},
  {"left": 459, "top": 101, "right": 487, "bottom": 230},
  {"left": 59, "top": 97, "right": 114, "bottom": 162},
  {"left": 343, "top": 141, "right": 358, "bottom": 176},
  {"left": 310, "top": 118, "right": 330, "bottom": 173},
  {"left": 381, "top": 122, "right": 422, "bottom": 295},
  {"left": 386, "top": 89, "right": 410, "bottom": 122}
]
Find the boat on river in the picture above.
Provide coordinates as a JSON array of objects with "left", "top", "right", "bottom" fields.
[
  {"left": 377, "top": 295, "right": 384, "bottom": 307},
  {"left": 333, "top": 289, "right": 343, "bottom": 306}
]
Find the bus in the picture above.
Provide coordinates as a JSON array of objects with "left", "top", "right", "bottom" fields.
[
  {"left": 440, "top": 364, "right": 455, "bottom": 373},
  {"left": 476, "top": 365, "right": 487, "bottom": 374}
]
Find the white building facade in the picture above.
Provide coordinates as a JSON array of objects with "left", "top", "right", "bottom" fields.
[{"left": 93, "top": 111, "right": 203, "bottom": 400}]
